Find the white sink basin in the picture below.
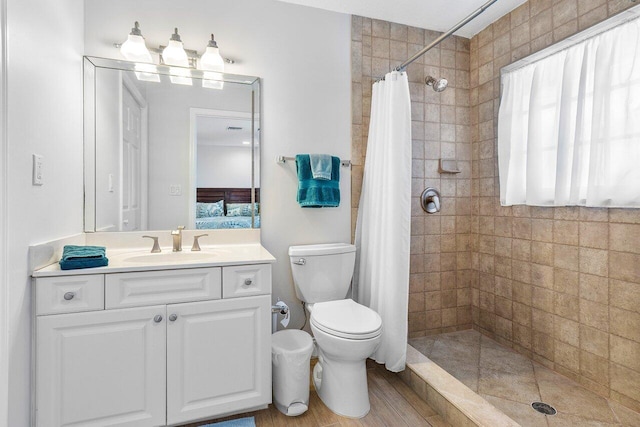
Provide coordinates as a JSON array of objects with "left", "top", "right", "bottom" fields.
[{"left": 122, "top": 251, "right": 218, "bottom": 264}]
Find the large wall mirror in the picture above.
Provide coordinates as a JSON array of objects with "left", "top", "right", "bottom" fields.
[{"left": 84, "top": 56, "right": 261, "bottom": 232}]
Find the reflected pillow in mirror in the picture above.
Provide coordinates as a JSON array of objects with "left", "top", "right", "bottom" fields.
[
  {"left": 226, "top": 203, "right": 259, "bottom": 217},
  {"left": 196, "top": 200, "right": 225, "bottom": 218}
]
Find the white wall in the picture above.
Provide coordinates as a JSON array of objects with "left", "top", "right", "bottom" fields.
[
  {"left": 5, "top": 0, "right": 84, "bottom": 425},
  {"left": 85, "top": 0, "right": 352, "bottom": 328},
  {"left": 197, "top": 145, "right": 254, "bottom": 188},
  {"left": 0, "top": 1, "right": 7, "bottom": 425}
]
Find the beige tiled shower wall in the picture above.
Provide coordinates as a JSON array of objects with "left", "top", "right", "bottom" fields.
[
  {"left": 351, "top": 17, "right": 473, "bottom": 337},
  {"left": 468, "top": 0, "right": 640, "bottom": 413}
]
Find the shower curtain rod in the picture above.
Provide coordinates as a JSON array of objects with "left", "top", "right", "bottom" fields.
[{"left": 393, "top": 0, "right": 498, "bottom": 72}]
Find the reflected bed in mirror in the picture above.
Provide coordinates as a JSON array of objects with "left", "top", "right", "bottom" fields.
[
  {"left": 195, "top": 188, "right": 260, "bottom": 229},
  {"left": 83, "top": 56, "right": 261, "bottom": 232}
]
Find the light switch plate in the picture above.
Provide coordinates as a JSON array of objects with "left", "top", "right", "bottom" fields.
[
  {"left": 169, "top": 184, "right": 182, "bottom": 196},
  {"left": 32, "top": 154, "right": 43, "bottom": 185}
]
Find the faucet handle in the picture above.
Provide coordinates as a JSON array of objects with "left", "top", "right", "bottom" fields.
[
  {"left": 191, "top": 234, "right": 208, "bottom": 252},
  {"left": 142, "top": 236, "right": 161, "bottom": 253}
]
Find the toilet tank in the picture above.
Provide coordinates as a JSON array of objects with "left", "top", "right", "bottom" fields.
[{"left": 289, "top": 243, "right": 356, "bottom": 303}]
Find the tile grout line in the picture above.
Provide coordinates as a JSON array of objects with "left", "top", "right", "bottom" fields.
[{"left": 475, "top": 331, "right": 481, "bottom": 395}]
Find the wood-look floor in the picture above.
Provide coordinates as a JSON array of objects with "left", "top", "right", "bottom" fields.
[{"left": 182, "top": 362, "right": 449, "bottom": 427}]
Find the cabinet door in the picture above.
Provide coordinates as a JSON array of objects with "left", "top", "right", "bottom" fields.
[
  {"left": 36, "top": 306, "right": 167, "bottom": 427},
  {"left": 166, "top": 295, "right": 271, "bottom": 425}
]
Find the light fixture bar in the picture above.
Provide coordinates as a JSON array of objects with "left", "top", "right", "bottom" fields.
[{"left": 113, "top": 43, "right": 235, "bottom": 64}]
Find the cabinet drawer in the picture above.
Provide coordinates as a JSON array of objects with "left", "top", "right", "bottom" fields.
[
  {"left": 105, "top": 268, "right": 221, "bottom": 309},
  {"left": 35, "top": 275, "right": 104, "bottom": 316},
  {"left": 222, "top": 264, "right": 271, "bottom": 298}
]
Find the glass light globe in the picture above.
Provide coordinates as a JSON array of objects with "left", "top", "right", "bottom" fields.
[
  {"left": 200, "top": 46, "right": 225, "bottom": 72},
  {"left": 162, "top": 39, "right": 189, "bottom": 67},
  {"left": 162, "top": 28, "right": 191, "bottom": 85},
  {"left": 120, "top": 22, "right": 158, "bottom": 82},
  {"left": 199, "top": 35, "right": 225, "bottom": 89},
  {"left": 121, "top": 34, "right": 153, "bottom": 63}
]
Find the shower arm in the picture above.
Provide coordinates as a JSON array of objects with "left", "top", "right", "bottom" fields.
[{"left": 393, "top": 0, "right": 498, "bottom": 73}]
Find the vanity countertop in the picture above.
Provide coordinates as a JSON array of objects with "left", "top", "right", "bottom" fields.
[{"left": 32, "top": 243, "right": 276, "bottom": 278}]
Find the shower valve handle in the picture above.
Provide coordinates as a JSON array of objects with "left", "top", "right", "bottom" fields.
[{"left": 421, "top": 187, "right": 441, "bottom": 214}]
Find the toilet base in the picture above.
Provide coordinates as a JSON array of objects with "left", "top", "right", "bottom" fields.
[{"left": 312, "top": 353, "right": 371, "bottom": 418}]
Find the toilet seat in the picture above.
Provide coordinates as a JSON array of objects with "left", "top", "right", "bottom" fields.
[{"left": 310, "top": 299, "right": 382, "bottom": 340}]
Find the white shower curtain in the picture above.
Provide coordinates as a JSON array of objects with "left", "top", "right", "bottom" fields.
[{"left": 354, "top": 71, "right": 411, "bottom": 372}]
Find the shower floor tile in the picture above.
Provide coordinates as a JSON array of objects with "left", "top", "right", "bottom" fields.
[{"left": 409, "top": 330, "right": 640, "bottom": 427}]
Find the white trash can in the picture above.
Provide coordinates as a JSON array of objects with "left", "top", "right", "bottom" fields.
[{"left": 271, "top": 329, "right": 314, "bottom": 416}]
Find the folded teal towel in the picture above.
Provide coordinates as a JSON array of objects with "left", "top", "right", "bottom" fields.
[
  {"left": 59, "top": 245, "right": 109, "bottom": 270},
  {"left": 309, "top": 154, "right": 332, "bottom": 180},
  {"left": 296, "top": 154, "right": 340, "bottom": 208}
]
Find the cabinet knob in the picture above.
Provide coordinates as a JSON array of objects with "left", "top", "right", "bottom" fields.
[
  {"left": 63, "top": 292, "right": 75, "bottom": 301},
  {"left": 244, "top": 278, "right": 253, "bottom": 286},
  {"left": 153, "top": 315, "right": 163, "bottom": 323},
  {"left": 169, "top": 314, "right": 178, "bottom": 322}
]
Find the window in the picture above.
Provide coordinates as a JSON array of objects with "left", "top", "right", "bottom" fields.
[{"left": 498, "top": 9, "right": 640, "bottom": 207}]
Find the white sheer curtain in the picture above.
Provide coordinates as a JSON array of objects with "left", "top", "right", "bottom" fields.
[
  {"left": 354, "top": 71, "right": 411, "bottom": 372},
  {"left": 498, "top": 16, "right": 640, "bottom": 207}
]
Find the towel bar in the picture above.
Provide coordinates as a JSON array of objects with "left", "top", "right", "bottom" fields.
[{"left": 276, "top": 155, "right": 351, "bottom": 168}]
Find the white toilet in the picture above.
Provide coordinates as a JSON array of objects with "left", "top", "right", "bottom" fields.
[{"left": 289, "top": 243, "right": 382, "bottom": 418}]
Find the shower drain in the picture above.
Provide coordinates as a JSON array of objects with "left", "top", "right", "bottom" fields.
[{"left": 531, "top": 402, "right": 557, "bottom": 415}]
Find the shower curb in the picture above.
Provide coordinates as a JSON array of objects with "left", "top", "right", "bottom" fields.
[{"left": 397, "top": 345, "right": 521, "bottom": 427}]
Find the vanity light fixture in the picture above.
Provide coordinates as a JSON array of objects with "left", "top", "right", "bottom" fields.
[
  {"left": 200, "top": 34, "right": 225, "bottom": 90},
  {"left": 116, "top": 24, "right": 236, "bottom": 86},
  {"left": 120, "top": 21, "right": 151, "bottom": 62},
  {"left": 162, "top": 28, "right": 192, "bottom": 85},
  {"left": 119, "top": 21, "right": 160, "bottom": 83}
]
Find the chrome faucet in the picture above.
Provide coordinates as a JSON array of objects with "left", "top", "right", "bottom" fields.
[{"left": 171, "top": 226, "right": 185, "bottom": 252}]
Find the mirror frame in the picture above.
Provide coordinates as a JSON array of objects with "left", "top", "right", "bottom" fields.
[{"left": 83, "top": 56, "right": 261, "bottom": 232}]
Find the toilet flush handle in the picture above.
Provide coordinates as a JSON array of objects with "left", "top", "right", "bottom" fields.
[{"left": 292, "top": 258, "right": 306, "bottom": 266}]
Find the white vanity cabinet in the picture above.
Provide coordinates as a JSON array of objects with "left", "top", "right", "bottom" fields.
[{"left": 34, "top": 264, "right": 272, "bottom": 427}]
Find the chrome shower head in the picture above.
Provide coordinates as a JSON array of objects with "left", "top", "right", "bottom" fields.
[{"left": 425, "top": 76, "right": 448, "bottom": 92}]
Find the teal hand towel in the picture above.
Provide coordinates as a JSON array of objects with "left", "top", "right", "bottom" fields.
[
  {"left": 296, "top": 154, "right": 340, "bottom": 208},
  {"left": 59, "top": 245, "right": 109, "bottom": 270},
  {"left": 309, "top": 154, "right": 332, "bottom": 180}
]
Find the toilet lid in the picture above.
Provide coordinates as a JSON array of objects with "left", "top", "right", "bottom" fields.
[{"left": 310, "top": 299, "right": 382, "bottom": 340}]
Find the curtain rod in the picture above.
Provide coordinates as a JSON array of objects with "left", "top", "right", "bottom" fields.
[{"left": 393, "top": 0, "right": 498, "bottom": 72}]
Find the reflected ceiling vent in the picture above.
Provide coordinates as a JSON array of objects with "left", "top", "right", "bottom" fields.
[{"left": 227, "top": 126, "right": 243, "bottom": 131}]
